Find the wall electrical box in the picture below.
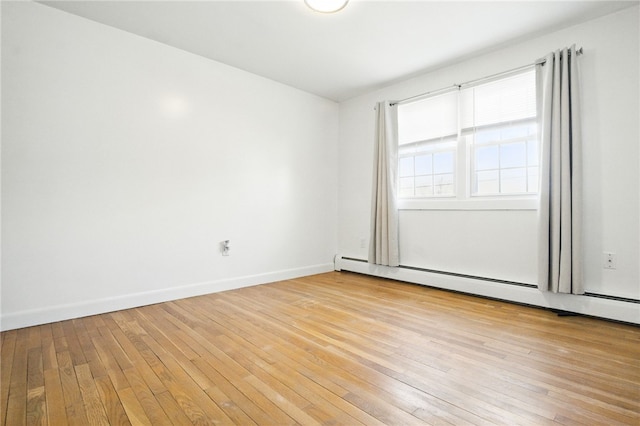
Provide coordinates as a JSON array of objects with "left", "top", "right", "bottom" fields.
[{"left": 603, "top": 252, "right": 616, "bottom": 269}]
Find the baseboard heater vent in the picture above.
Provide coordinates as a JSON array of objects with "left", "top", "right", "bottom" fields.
[
  {"left": 584, "top": 293, "right": 640, "bottom": 304},
  {"left": 339, "top": 256, "right": 640, "bottom": 304},
  {"left": 339, "top": 256, "right": 537, "bottom": 289}
]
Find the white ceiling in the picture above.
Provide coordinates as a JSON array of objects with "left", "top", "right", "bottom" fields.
[{"left": 39, "top": 0, "right": 637, "bottom": 102}]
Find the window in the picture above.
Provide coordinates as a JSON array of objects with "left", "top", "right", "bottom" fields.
[
  {"left": 398, "top": 91, "right": 458, "bottom": 198},
  {"left": 397, "top": 69, "right": 537, "bottom": 204}
]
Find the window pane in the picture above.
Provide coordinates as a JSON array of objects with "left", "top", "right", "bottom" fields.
[
  {"left": 501, "top": 168, "right": 527, "bottom": 193},
  {"left": 415, "top": 175, "right": 433, "bottom": 196},
  {"left": 415, "top": 155, "right": 432, "bottom": 175},
  {"left": 433, "top": 152, "right": 454, "bottom": 174},
  {"left": 399, "top": 177, "right": 414, "bottom": 197},
  {"left": 500, "top": 142, "right": 526, "bottom": 168},
  {"left": 397, "top": 142, "right": 456, "bottom": 198},
  {"left": 475, "top": 146, "right": 499, "bottom": 171},
  {"left": 434, "top": 174, "right": 454, "bottom": 195},
  {"left": 501, "top": 124, "right": 529, "bottom": 139},
  {"left": 474, "top": 128, "right": 501, "bottom": 144},
  {"left": 399, "top": 157, "right": 414, "bottom": 177},
  {"left": 476, "top": 170, "right": 499, "bottom": 194}
]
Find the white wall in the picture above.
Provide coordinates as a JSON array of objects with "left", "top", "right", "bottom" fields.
[
  {"left": 338, "top": 6, "right": 639, "bottom": 318},
  {"left": 1, "top": 2, "right": 339, "bottom": 330}
]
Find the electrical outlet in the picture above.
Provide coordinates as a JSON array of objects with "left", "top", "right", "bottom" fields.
[
  {"left": 360, "top": 238, "right": 366, "bottom": 249},
  {"left": 221, "top": 240, "right": 230, "bottom": 256},
  {"left": 603, "top": 252, "right": 616, "bottom": 269}
]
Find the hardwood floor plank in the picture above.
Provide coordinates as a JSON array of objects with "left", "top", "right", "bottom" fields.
[
  {"left": 26, "top": 344, "right": 47, "bottom": 426},
  {"left": 203, "top": 384, "right": 259, "bottom": 426},
  {"left": 109, "top": 327, "right": 166, "bottom": 395},
  {"left": 55, "top": 351, "right": 89, "bottom": 425},
  {"left": 25, "top": 386, "right": 46, "bottom": 426},
  {"left": 243, "top": 374, "right": 321, "bottom": 426},
  {"left": 60, "top": 321, "right": 86, "bottom": 367},
  {"left": 1, "top": 329, "right": 18, "bottom": 426},
  {"left": 97, "top": 326, "right": 133, "bottom": 372},
  {"left": 26, "top": 327, "right": 41, "bottom": 352},
  {"left": 2, "top": 272, "right": 639, "bottom": 425},
  {"left": 191, "top": 356, "right": 280, "bottom": 425},
  {"left": 52, "top": 335, "right": 68, "bottom": 355},
  {"left": 135, "top": 305, "right": 200, "bottom": 361},
  {"left": 27, "top": 347, "right": 44, "bottom": 392},
  {"left": 43, "top": 368, "right": 68, "bottom": 425},
  {"left": 72, "top": 319, "right": 107, "bottom": 380},
  {"left": 154, "top": 390, "right": 198, "bottom": 426},
  {"left": 94, "top": 376, "right": 131, "bottom": 426},
  {"left": 121, "top": 368, "right": 172, "bottom": 425},
  {"left": 116, "top": 387, "right": 152, "bottom": 426},
  {"left": 50, "top": 323, "right": 64, "bottom": 341},
  {"left": 41, "top": 336, "right": 57, "bottom": 373},
  {"left": 90, "top": 334, "right": 130, "bottom": 391},
  {"left": 74, "top": 363, "right": 110, "bottom": 426},
  {"left": 6, "top": 328, "right": 29, "bottom": 425}
]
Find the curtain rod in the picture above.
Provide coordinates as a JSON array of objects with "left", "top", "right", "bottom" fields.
[{"left": 390, "top": 47, "right": 583, "bottom": 107}]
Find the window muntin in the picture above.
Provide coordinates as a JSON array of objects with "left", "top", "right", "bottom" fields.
[
  {"left": 398, "top": 138, "right": 456, "bottom": 197},
  {"left": 397, "top": 68, "right": 537, "bottom": 201},
  {"left": 467, "top": 119, "right": 538, "bottom": 195}
]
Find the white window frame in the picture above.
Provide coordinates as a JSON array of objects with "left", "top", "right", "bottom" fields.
[{"left": 397, "top": 68, "right": 538, "bottom": 211}]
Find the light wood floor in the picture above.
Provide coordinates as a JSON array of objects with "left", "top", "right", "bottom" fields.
[{"left": 2, "top": 272, "right": 639, "bottom": 425}]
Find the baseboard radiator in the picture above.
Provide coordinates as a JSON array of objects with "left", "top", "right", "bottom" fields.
[{"left": 334, "top": 255, "right": 640, "bottom": 325}]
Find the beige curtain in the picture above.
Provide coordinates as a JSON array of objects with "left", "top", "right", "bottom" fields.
[
  {"left": 369, "top": 101, "right": 399, "bottom": 266},
  {"left": 537, "top": 45, "right": 583, "bottom": 294}
]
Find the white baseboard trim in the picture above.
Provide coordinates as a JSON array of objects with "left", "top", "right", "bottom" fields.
[
  {"left": 335, "top": 256, "right": 640, "bottom": 325},
  {"left": 1, "top": 263, "right": 334, "bottom": 331}
]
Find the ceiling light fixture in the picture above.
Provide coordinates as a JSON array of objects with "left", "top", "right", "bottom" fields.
[{"left": 304, "top": 0, "right": 349, "bottom": 14}]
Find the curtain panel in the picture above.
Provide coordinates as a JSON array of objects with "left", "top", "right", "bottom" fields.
[
  {"left": 369, "top": 101, "right": 400, "bottom": 267},
  {"left": 536, "top": 45, "right": 584, "bottom": 294}
]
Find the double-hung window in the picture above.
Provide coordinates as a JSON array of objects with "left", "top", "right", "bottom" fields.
[{"left": 397, "top": 68, "right": 537, "bottom": 205}]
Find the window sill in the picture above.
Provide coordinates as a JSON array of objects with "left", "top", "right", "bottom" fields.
[{"left": 398, "top": 197, "right": 538, "bottom": 211}]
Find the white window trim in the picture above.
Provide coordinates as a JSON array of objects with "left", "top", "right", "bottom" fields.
[{"left": 398, "top": 196, "right": 538, "bottom": 211}]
